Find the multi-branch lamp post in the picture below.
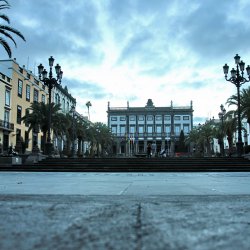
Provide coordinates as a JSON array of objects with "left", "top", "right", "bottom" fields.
[
  {"left": 218, "top": 104, "right": 226, "bottom": 157},
  {"left": 223, "top": 54, "right": 250, "bottom": 157},
  {"left": 38, "top": 56, "right": 63, "bottom": 156}
]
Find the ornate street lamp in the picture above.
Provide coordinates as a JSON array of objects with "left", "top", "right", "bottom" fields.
[
  {"left": 38, "top": 56, "right": 63, "bottom": 156},
  {"left": 218, "top": 104, "right": 226, "bottom": 156},
  {"left": 70, "top": 105, "right": 77, "bottom": 158},
  {"left": 223, "top": 54, "right": 250, "bottom": 156}
]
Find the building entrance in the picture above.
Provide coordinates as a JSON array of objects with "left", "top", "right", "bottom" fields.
[{"left": 3, "top": 133, "right": 9, "bottom": 152}]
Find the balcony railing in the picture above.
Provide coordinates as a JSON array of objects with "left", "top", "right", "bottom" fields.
[
  {"left": 113, "top": 132, "right": 175, "bottom": 138},
  {"left": 0, "top": 120, "right": 14, "bottom": 131}
]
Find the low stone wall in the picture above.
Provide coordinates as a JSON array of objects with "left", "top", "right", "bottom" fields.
[
  {"left": 24, "top": 153, "right": 46, "bottom": 164},
  {"left": 0, "top": 156, "right": 22, "bottom": 165}
]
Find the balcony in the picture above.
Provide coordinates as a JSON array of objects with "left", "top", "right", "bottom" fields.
[
  {"left": 114, "top": 132, "right": 173, "bottom": 139},
  {"left": 0, "top": 120, "right": 14, "bottom": 131}
]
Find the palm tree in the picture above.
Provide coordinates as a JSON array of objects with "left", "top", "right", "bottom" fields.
[
  {"left": 21, "top": 102, "right": 61, "bottom": 151},
  {"left": 75, "top": 117, "right": 89, "bottom": 156},
  {"left": 198, "top": 122, "right": 215, "bottom": 156},
  {"left": 227, "top": 87, "right": 250, "bottom": 153},
  {"left": 212, "top": 123, "right": 225, "bottom": 156},
  {"left": 0, "top": 0, "right": 26, "bottom": 58},
  {"left": 185, "top": 121, "right": 215, "bottom": 157},
  {"left": 223, "top": 111, "right": 237, "bottom": 155},
  {"left": 185, "top": 127, "right": 200, "bottom": 154},
  {"left": 93, "top": 122, "right": 113, "bottom": 157},
  {"left": 53, "top": 112, "right": 71, "bottom": 139},
  {"left": 83, "top": 122, "right": 113, "bottom": 157},
  {"left": 227, "top": 86, "right": 250, "bottom": 128},
  {"left": 178, "top": 130, "right": 186, "bottom": 152},
  {"left": 86, "top": 101, "right": 92, "bottom": 120},
  {"left": 239, "top": 87, "right": 250, "bottom": 124}
]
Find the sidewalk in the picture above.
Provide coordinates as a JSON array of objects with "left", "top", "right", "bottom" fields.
[
  {"left": 0, "top": 172, "right": 250, "bottom": 250},
  {"left": 1, "top": 172, "right": 250, "bottom": 195}
]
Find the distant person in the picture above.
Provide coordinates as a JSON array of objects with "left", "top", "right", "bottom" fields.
[
  {"left": 152, "top": 142, "right": 156, "bottom": 157},
  {"left": 147, "top": 143, "right": 152, "bottom": 158},
  {"left": 8, "top": 146, "right": 17, "bottom": 156},
  {"left": 160, "top": 148, "right": 166, "bottom": 157}
]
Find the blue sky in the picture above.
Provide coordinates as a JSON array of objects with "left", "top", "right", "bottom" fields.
[{"left": 3, "top": 0, "right": 250, "bottom": 124}]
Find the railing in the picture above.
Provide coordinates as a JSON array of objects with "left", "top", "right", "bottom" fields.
[
  {"left": 113, "top": 132, "right": 174, "bottom": 138},
  {"left": 0, "top": 120, "right": 14, "bottom": 131},
  {"left": 109, "top": 107, "right": 128, "bottom": 110},
  {"left": 172, "top": 106, "right": 192, "bottom": 109}
]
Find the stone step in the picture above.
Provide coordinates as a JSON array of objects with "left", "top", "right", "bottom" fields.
[{"left": 1, "top": 157, "right": 250, "bottom": 172}]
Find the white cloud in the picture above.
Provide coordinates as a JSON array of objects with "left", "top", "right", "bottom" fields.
[{"left": 7, "top": 0, "right": 250, "bottom": 124}]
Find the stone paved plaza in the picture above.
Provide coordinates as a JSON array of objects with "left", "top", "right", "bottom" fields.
[{"left": 0, "top": 172, "right": 250, "bottom": 249}]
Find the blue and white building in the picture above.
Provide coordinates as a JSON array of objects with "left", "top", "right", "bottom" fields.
[{"left": 107, "top": 99, "right": 194, "bottom": 156}]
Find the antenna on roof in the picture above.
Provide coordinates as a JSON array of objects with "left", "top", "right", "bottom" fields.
[
  {"left": 27, "top": 56, "right": 29, "bottom": 70},
  {"left": 33, "top": 62, "right": 36, "bottom": 75}
]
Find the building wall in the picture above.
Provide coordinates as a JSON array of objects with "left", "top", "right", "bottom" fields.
[
  {"left": 107, "top": 99, "right": 194, "bottom": 156},
  {"left": 0, "top": 59, "right": 48, "bottom": 153},
  {"left": 51, "top": 83, "right": 76, "bottom": 152},
  {"left": 0, "top": 64, "right": 13, "bottom": 153},
  {"left": 52, "top": 84, "right": 76, "bottom": 115},
  {"left": 0, "top": 59, "right": 80, "bottom": 155}
]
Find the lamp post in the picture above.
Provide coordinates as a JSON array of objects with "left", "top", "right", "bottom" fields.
[
  {"left": 70, "top": 105, "right": 77, "bottom": 158},
  {"left": 38, "top": 56, "right": 63, "bottom": 156},
  {"left": 223, "top": 54, "right": 250, "bottom": 156},
  {"left": 218, "top": 104, "right": 226, "bottom": 156}
]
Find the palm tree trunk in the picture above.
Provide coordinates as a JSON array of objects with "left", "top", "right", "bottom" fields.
[
  {"left": 227, "top": 135, "right": 233, "bottom": 156},
  {"left": 206, "top": 138, "right": 211, "bottom": 156}
]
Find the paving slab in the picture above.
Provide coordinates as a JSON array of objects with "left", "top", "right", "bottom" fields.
[
  {"left": 1, "top": 172, "right": 250, "bottom": 195},
  {"left": 0, "top": 195, "right": 250, "bottom": 250},
  {"left": 0, "top": 172, "right": 250, "bottom": 249}
]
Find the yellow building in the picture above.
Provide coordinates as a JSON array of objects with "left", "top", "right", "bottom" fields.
[
  {"left": 0, "top": 58, "right": 48, "bottom": 154},
  {"left": 0, "top": 66, "right": 14, "bottom": 153}
]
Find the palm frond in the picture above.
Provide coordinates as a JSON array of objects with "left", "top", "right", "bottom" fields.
[
  {"left": 0, "top": 14, "right": 9, "bottom": 23},
  {"left": 0, "top": 37, "right": 11, "bottom": 57},
  {"left": 0, "top": 25, "right": 26, "bottom": 41},
  {"left": 0, "top": 0, "right": 25, "bottom": 57},
  {"left": 0, "top": 2, "right": 10, "bottom": 11},
  {"left": 0, "top": 29, "right": 17, "bottom": 46}
]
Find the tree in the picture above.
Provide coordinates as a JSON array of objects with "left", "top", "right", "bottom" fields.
[
  {"left": 185, "top": 127, "right": 200, "bottom": 154},
  {"left": 75, "top": 117, "right": 89, "bottom": 156},
  {"left": 53, "top": 112, "right": 71, "bottom": 154},
  {"left": 227, "top": 86, "right": 250, "bottom": 129},
  {"left": 93, "top": 122, "right": 114, "bottom": 157},
  {"left": 212, "top": 122, "right": 225, "bottom": 156},
  {"left": 185, "top": 121, "right": 215, "bottom": 156},
  {"left": 86, "top": 101, "right": 92, "bottom": 120},
  {"left": 223, "top": 111, "right": 237, "bottom": 155},
  {"left": 199, "top": 121, "right": 217, "bottom": 156},
  {"left": 65, "top": 114, "right": 89, "bottom": 157},
  {"left": 83, "top": 122, "right": 114, "bottom": 157},
  {"left": 178, "top": 130, "right": 186, "bottom": 152},
  {"left": 0, "top": 0, "right": 26, "bottom": 58},
  {"left": 21, "top": 102, "right": 62, "bottom": 150}
]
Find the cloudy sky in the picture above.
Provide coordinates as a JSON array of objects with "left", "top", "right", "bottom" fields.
[{"left": 3, "top": 0, "right": 250, "bottom": 124}]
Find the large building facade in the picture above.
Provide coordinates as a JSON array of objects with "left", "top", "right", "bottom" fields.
[
  {"left": 0, "top": 58, "right": 76, "bottom": 154},
  {"left": 107, "top": 99, "right": 194, "bottom": 156},
  {"left": 0, "top": 58, "right": 48, "bottom": 153},
  {"left": 52, "top": 83, "right": 76, "bottom": 152}
]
